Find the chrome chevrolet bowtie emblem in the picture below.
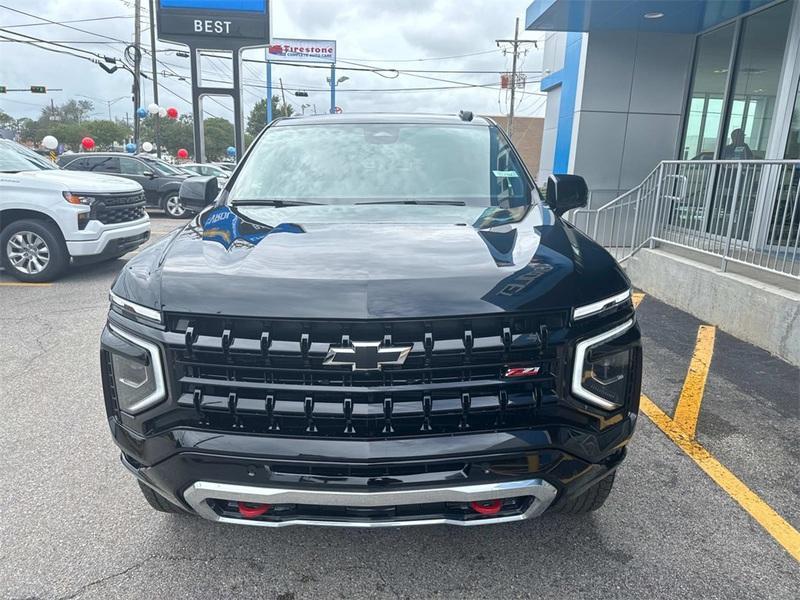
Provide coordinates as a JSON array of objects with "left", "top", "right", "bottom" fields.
[{"left": 323, "top": 341, "right": 412, "bottom": 371}]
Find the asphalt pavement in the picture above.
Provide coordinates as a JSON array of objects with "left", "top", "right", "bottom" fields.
[{"left": 0, "top": 217, "right": 797, "bottom": 599}]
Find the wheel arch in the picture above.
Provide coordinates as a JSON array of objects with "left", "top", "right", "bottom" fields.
[{"left": 0, "top": 208, "right": 63, "bottom": 237}]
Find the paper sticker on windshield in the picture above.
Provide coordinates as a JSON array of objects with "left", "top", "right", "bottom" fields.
[{"left": 493, "top": 170, "right": 519, "bottom": 178}]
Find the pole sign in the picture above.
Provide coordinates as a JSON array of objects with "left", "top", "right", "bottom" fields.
[
  {"left": 268, "top": 38, "right": 336, "bottom": 64},
  {"left": 156, "top": 0, "right": 269, "bottom": 49}
]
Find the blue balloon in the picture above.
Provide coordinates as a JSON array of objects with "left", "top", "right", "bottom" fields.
[
  {"left": 226, "top": 146, "right": 236, "bottom": 157},
  {"left": 125, "top": 143, "right": 136, "bottom": 153},
  {"left": 136, "top": 107, "right": 148, "bottom": 119}
]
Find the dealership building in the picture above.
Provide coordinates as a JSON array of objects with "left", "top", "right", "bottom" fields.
[{"left": 526, "top": 0, "right": 800, "bottom": 364}]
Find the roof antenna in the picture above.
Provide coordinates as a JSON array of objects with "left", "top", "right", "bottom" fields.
[{"left": 459, "top": 110, "right": 474, "bottom": 122}]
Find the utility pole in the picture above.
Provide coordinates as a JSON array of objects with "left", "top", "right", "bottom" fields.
[
  {"left": 133, "top": 0, "right": 142, "bottom": 149},
  {"left": 279, "top": 77, "right": 287, "bottom": 116},
  {"left": 496, "top": 17, "right": 536, "bottom": 141},
  {"left": 148, "top": 0, "right": 162, "bottom": 157}
]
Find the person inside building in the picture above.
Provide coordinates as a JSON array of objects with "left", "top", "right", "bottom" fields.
[{"left": 721, "top": 128, "right": 754, "bottom": 160}]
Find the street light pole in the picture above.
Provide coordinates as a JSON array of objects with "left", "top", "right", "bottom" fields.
[
  {"left": 148, "top": 0, "right": 162, "bottom": 157},
  {"left": 133, "top": 0, "right": 142, "bottom": 149}
]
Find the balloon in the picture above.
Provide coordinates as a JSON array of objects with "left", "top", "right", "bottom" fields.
[
  {"left": 166, "top": 107, "right": 178, "bottom": 119},
  {"left": 158, "top": 107, "right": 167, "bottom": 118},
  {"left": 125, "top": 143, "right": 136, "bottom": 153},
  {"left": 141, "top": 141, "right": 154, "bottom": 152},
  {"left": 147, "top": 103, "right": 160, "bottom": 115},
  {"left": 136, "top": 107, "right": 148, "bottom": 119},
  {"left": 226, "top": 146, "right": 236, "bottom": 157},
  {"left": 81, "top": 137, "right": 95, "bottom": 150},
  {"left": 41, "top": 135, "right": 58, "bottom": 150},
  {"left": 176, "top": 148, "right": 189, "bottom": 159}
]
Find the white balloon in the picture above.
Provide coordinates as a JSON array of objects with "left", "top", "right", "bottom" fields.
[
  {"left": 147, "top": 103, "right": 160, "bottom": 115},
  {"left": 41, "top": 135, "right": 58, "bottom": 150},
  {"left": 141, "top": 142, "right": 154, "bottom": 152},
  {"left": 158, "top": 107, "right": 167, "bottom": 118}
]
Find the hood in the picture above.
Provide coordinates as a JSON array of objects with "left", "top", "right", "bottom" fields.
[
  {"left": 113, "top": 203, "right": 630, "bottom": 320},
  {"left": 13, "top": 169, "right": 143, "bottom": 194}
]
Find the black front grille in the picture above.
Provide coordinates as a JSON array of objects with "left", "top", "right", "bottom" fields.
[
  {"left": 93, "top": 193, "right": 147, "bottom": 224},
  {"left": 163, "top": 312, "right": 568, "bottom": 439}
]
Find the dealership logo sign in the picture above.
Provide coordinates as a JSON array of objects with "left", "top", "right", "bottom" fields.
[{"left": 268, "top": 38, "right": 337, "bottom": 64}]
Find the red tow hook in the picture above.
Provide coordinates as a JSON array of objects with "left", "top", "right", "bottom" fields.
[
  {"left": 469, "top": 499, "right": 503, "bottom": 515},
  {"left": 237, "top": 502, "right": 271, "bottom": 518}
]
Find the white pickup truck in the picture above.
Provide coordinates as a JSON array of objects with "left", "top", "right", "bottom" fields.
[{"left": 0, "top": 141, "right": 151, "bottom": 282}]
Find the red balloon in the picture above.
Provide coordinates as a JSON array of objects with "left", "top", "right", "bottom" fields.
[
  {"left": 176, "top": 148, "right": 189, "bottom": 159},
  {"left": 166, "top": 107, "right": 179, "bottom": 119},
  {"left": 81, "top": 137, "right": 95, "bottom": 150}
]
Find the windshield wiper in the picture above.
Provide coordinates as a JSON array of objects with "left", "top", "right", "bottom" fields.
[
  {"left": 355, "top": 200, "right": 466, "bottom": 206},
  {"left": 232, "top": 199, "right": 321, "bottom": 207}
]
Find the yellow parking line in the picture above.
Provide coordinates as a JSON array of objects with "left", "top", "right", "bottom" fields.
[
  {"left": 632, "top": 292, "right": 645, "bottom": 309},
  {"left": 0, "top": 282, "right": 53, "bottom": 287},
  {"left": 640, "top": 394, "right": 800, "bottom": 562},
  {"left": 673, "top": 325, "right": 716, "bottom": 438}
]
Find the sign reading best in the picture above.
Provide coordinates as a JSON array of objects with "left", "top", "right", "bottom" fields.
[{"left": 157, "top": 0, "right": 269, "bottom": 49}]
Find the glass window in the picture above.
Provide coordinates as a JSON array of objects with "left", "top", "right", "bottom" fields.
[
  {"left": 723, "top": 0, "right": 793, "bottom": 160},
  {"left": 85, "top": 156, "right": 119, "bottom": 173},
  {"left": 784, "top": 83, "right": 800, "bottom": 159},
  {"left": 119, "top": 157, "right": 150, "bottom": 175},
  {"left": 681, "top": 24, "right": 735, "bottom": 160},
  {"left": 229, "top": 123, "right": 534, "bottom": 211}
]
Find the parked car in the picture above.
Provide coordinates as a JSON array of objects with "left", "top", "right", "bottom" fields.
[
  {"left": 180, "top": 162, "right": 230, "bottom": 182},
  {"left": 58, "top": 152, "right": 191, "bottom": 218},
  {"left": 0, "top": 140, "right": 149, "bottom": 282},
  {"left": 101, "top": 113, "right": 641, "bottom": 527},
  {"left": 212, "top": 161, "right": 236, "bottom": 173}
]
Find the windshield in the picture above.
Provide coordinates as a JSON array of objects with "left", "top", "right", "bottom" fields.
[
  {"left": 228, "top": 122, "right": 536, "bottom": 224},
  {"left": 0, "top": 143, "right": 57, "bottom": 172},
  {"left": 144, "top": 158, "right": 185, "bottom": 176}
]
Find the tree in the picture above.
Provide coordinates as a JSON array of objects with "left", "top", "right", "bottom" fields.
[
  {"left": 140, "top": 113, "right": 193, "bottom": 156},
  {"left": 0, "top": 109, "right": 14, "bottom": 129},
  {"left": 203, "top": 117, "right": 235, "bottom": 161},
  {"left": 86, "top": 120, "right": 131, "bottom": 148},
  {"left": 246, "top": 96, "right": 293, "bottom": 138}
]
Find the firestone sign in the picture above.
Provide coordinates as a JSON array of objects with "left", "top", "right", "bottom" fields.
[
  {"left": 268, "top": 38, "right": 337, "bottom": 63},
  {"left": 157, "top": 0, "right": 270, "bottom": 49}
]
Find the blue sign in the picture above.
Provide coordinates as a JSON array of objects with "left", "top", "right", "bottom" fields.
[{"left": 159, "top": 0, "right": 266, "bottom": 12}]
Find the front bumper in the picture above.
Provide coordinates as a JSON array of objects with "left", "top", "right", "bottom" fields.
[
  {"left": 113, "top": 414, "right": 633, "bottom": 527},
  {"left": 66, "top": 217, "right": 150, "bottom": 257}
]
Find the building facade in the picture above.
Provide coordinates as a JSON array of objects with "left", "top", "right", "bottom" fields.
[{"left": 528, "top": 0, "right": 800, "bottom": 203}]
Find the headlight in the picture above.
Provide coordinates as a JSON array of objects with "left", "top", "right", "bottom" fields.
[
  {"left": 110, "top": 291, "right": 162, "bottom": 324},
  {"left": 573, "top": 289, "right": 631, "bottom": 320},
  {"left": 571, "top": 319, "right": 634, "bottom": 410},
  {"left": 63, "top": 192, "right": 96, "bottom": 205},
  {"left": 107, "top": 324, "right": 166, "bottom": 414}
]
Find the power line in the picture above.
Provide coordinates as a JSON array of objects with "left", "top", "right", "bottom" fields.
[
  {"left": 0, "top": 14, "right": 132, "bottom": 28},
  {"left": 0, "top": 5, "right": 130, "bottom": 44},
  {"left": 339, "top": 49, "right": 500, "bottom": 62}
]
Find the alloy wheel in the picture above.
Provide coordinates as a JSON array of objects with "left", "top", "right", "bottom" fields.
[
  {"left": 165, "top": 194, "right": 186, "bottom": 217},
  {"left": 6, "top": 231, "right": 51, "bottom": 275}
]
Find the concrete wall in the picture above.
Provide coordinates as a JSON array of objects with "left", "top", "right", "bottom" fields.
[{"left": 626, "top": 249, "right": 800, "bottom": 366}]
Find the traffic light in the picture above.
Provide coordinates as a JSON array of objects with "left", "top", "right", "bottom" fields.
[
  {"left": 0, "top": 86, "right": 6, "bottom": 94},
  {"left": 30, "top": 85, "right": 47, "bottom": 94}
]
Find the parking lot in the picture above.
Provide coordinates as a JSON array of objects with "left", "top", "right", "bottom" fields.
[{"left": 0, "top": 217, "right": 798, "bottom": 600}]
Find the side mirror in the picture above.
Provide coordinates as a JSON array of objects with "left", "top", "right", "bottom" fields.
[
  {"left": 142, "top": 170, "right": 156, "bottom": 178},
  {"left": 179, "top": 176, "right": 219, "bottom": 212},
  {"left": 545, "top": 174, "right": 588, "bottom": 216}
]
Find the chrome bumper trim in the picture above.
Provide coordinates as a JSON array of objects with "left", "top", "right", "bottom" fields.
[{"left": 183, "top": 478, "right": 558, "bottom": 528}]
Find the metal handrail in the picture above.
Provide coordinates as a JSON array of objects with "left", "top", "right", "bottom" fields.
[{"left": 565, "top": 159, "right": 800, "bottom": 280}]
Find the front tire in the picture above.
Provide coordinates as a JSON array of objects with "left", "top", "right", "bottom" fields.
[
  {"left": 162, "top": 192, "right": 186, "bottom": 218},
  {"left": 0, "top": 219, "right": 68, "bottom": 283},
  {"left": 549, "top": 472, "right": 616, "bottom": 514}
]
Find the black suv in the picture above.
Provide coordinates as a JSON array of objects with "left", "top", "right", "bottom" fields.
[
  {"left": 59, "top": 153, "right": 191, "bottom": 218},
  {"left": 101, "top": 113, "right": 641, "bottom": 528}
]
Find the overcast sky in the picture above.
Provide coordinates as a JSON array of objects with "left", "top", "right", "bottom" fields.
[{"left": 0, "top": 0, "right": 545, "bottom": 123}]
